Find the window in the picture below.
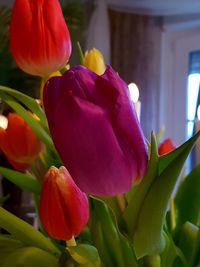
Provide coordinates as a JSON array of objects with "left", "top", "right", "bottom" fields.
[{"left": 186, "top": 51, "right": 200, "bottom": 170}]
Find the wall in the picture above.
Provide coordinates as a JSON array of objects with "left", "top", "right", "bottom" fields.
[
  {"left": 109, "top": 10, "right": 162, "bottom": 139},
  {"left": 160, "top": 26, "right": 200, "bottom": 145}
]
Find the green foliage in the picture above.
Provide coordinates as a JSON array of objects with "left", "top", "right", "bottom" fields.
[
  {"left": 0, "top": 85, "right": 48, "bottom": 128},
  {"left": 160, "top": 233, "right": 186, "bottom": 267},
  {"left": 123, "top": 132, "right": 159, "bottom": 236},
  {"left": 0, "top": 207, "right": 60, "bottom": 256},
  {"left": 178, "top": 222, "right": 200, "bottom": 266},
  {"left": 124, "top": 131, "right": 200, "bottom": 259},
  {"left": 175, "top": 165, "right": 200, "bottom": 230},
  {"left": 90, "top": 197, "right": 139, "bottom": 267},
  {"left": 0, "top": 91, "right": 54, "bottom": 150},
  {"left": 68, "top": 244, "right": 101, "bottom": 267},
  {"left": 0, "top": 167, "right": 40, "bottom": 194},
  {"left": 0, "top": 234, "right": 59, "bottom": 266}
]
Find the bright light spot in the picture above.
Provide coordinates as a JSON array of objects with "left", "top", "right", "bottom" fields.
[
  {"left": 187, "top": 73, "right": 200, "bottom": 121},
  {"left": 0, "top": 115, "right": 8, "bottom": 129},
  {"left": 187, "top": 121, "right": 194, "bottom": 138},
  {"left": 128, "top": 83, "right": 139, "bottom": 103},
  {"left": 197, "top": 105, "right": 200, "bottom": 120}
]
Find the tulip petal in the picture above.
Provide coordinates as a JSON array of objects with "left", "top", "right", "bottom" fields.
[
  {"left": 99, "top": 66, "right": 148, "bottom": 178},
  {"left": 0, "top": 113, "right": 42, "bottom": 171},
  {"left": 39, "top": 166, "right": 89, "bottom": 240},
  {"left": 51, "top": 92, "right": 136, "bottom": 195},
  {"left": 43, "top": 76, "right": 62, "bottom": 127},
  {"left": 10, "top": 0, "right": 71, "bottom": 77},
  {"left": 44, "top": 66, "right": 148, "bottom": 196}
]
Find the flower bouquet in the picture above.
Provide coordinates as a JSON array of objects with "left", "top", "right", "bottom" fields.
[{"left": 0, "top": 1, "right": 200, "bottom": 267}]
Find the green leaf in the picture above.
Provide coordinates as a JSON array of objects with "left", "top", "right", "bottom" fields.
[
  {"left": 175, "top": 164, "right": 200, "bottom": 229},
  {"left": 123, "top": 132, "right": 159, "bottom": 236},
  {"left": 178, "top": 222, "right": 199, "bottom": 266},
  {"left": 0, "top": 167, "right": 40, "bottom": 194},
  {"left": 0, "top": 235, "right": 59, "bottom": 267},
  {"left": 90, "top": 197, "right": 139, "bottom": 267},
  {"left": 0, "top": 207, "right": 60, "bottom": 256},
  {"left": 98, "top": 196, "right": 121, "bottom": 222},
  {"left": 159, "top": 131, "right": 200, "bottom": 175},
  {"left": 90, "top": 211, "right": 114, "bottom": 267},
  {"left": 192, "top": 224, "right": 200, "bottom": 266},
  {"left": 0, "top": 246, "right": 59, "bottom": 267},
  {"left": 0, "top": 235, "right": 24, "bottom": 252},
  {"left": 143, "top": 255, "right": 161, "bottom": 267},
  {"left": 68, "top": 244, "right": 100, "bottom": 267},
  {"left": 133, "top": 131, "right": 200, "bottom": 258},
  {"left": 77, "top": 42, "right": 84, "bottom": 65},
  {"left": 0, "top": 91, "right": 54, "bottom": 150},
  {"left": 161, "top": 233, "right": 186, "bottom": 267},
  {"left": 0, "top": 85, "right": 48, "bottom": 128}
]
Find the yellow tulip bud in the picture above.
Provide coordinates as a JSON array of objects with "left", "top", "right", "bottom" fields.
[{"left": 83, "top": 48, "right": 106, "bottom": 75}]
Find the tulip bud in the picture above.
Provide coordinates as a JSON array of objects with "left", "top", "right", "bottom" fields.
[
  {"left": 39, "top": 166, "right": 89, "bottom": 240},
  {"left": 158, "top": 138, "right": 176, "bottom": 156},
  {"left": 0, "top": 113, "right": 42, "bottom": 171},
  {"left": 83, "top": 48, "right": 106, "bottom": 75},
  {"left": 43, "top": 66, "right": 148, "bottom": 196},
  {"left": 10, "top": 0, "right": 72, "bottom": 77}
]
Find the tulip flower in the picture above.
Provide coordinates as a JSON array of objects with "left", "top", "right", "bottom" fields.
[
  {"left": 39, "top": 166, "right": 89, "bottom": 240},
  {"left": 83, "top": 48, "right": 106, "bottom": 75},
  {"left": 0, "top": 113, "right": 42, "bottom": 171},
  {"left": 43, "top": 65, "right": 148, "bottom": 196},
  {"left": 9, "top": 0, "right": 71, "bottom": 77},
  {"left": 158, "top": 138, "right": 176, "bottom": 156}
]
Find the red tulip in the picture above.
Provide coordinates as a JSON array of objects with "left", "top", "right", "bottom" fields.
[
  {"left": 158, "top": 138, "right": 176, "bottom": 156},
  {"left": 10, "top": 0, "right": 71, "bottom": 77},
  {"left": 0, "top": 113, "right": 42, "bottom": 171},
  {"left": 39, "top": 166, "right": 89, "bottom": 240},
  {"left": 43, "top": 66, "right": 148, "bottom": 196}
]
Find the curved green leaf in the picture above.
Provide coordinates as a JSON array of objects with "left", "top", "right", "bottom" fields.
[
  {"left": 159, "top": 131, "right": 200, "bottom": 175},
  {"left": 0, "top": 91, "right": 54, "bottom": 150},
  {"left": 0, "top": 207, "right": 60, "bottom": 256},
  {"left": 0, "top": 246, "right": 58, "bottom": 267},
  {"left": 0, "top": 235, "right": 24, "bottom": 252},
  {"left": 123, "top": 132, "right": 159, "bottom": 236},
  {"left": 0, "top": 167, "right": 40, "bottom": 194},
  {"left": 133, "top": 131, "right": 200, "bottom": 258},
  {"left": 161, "top": 233, "right": 186, "bottom": 267},
  {"left": 178, "top": 222, "right": 199, "bottom": 266},
  {"left": 90, "top": 197, "right": 139, "bottom": 267},
  {"left": 0, "top": 85, "right": 47, "bottom": 128},
  {"left": 68, "top": 244, "right": 100, "bottom": 267},
  {"left": 175, "top": 164, "right": 200, "bottom": 229}
]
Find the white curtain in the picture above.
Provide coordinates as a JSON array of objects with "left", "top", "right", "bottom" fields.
[{"left": 86, "top": 0, "right": 110, "bottom": 64}]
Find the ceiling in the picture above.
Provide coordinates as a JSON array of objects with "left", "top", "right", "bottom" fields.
[
  {"left": 4, "top": 0, "right": 200, "bottom": 17},
  {"left": 107, "top": 0, "right": 200, "bottom": 16}
]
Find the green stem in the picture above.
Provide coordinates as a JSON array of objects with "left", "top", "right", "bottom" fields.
[
  {"left": 143, "top": 255, "right": 161, "bottom": 267},
  {"left": 77, "top": 42, "right": 84, "bottom": 65},
  {"left": 170, "top": 197, "right": 176, "bottom": 231},
  {"left": 116, "top": 194, "right": 127, "bottom": 213},
  {"left": 66, "top": 236, "right": 77, "bottom": 247},
  {"left": 0, "top": 207, "right": 60, "bottom": 256}
]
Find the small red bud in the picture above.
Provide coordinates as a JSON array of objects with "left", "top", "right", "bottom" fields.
[
  {"left": 158, "top": 138, "right": 176, "bottom": 156},
  {"left": 0, "top": 113, "right": 42, "bottom": 171},
  {"left": 39, "top": 166, "right": 89, "bottom": 240}
]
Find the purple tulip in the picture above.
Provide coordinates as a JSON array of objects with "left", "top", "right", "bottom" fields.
[{"left": 43, "top": 66, "right": 148, "bottom": 196}]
